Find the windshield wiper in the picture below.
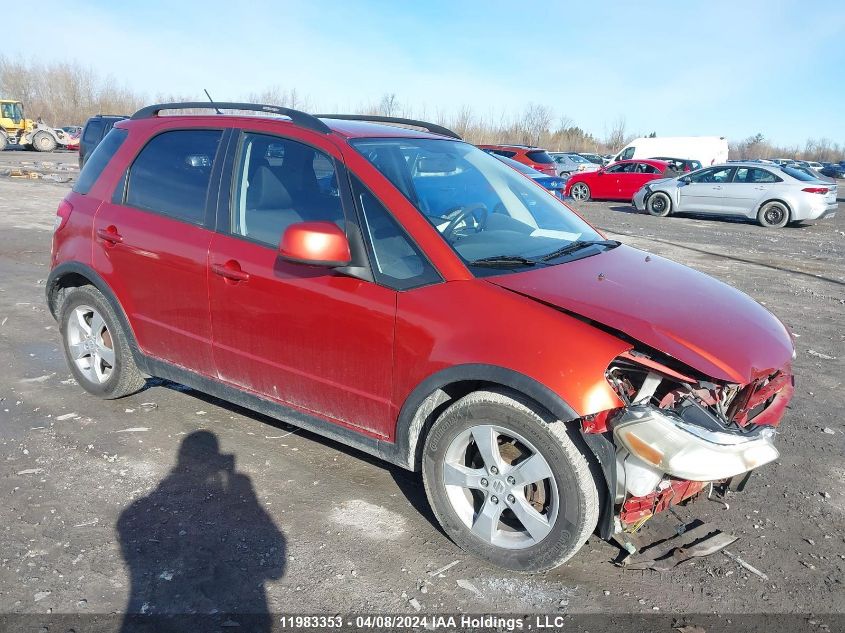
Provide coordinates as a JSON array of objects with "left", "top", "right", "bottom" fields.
[
  {"left": 539, "top": 239, "right": 619, "bottom": 262},
  {"left": 468, "top": 255, "right": 542, "bottom": 268}
]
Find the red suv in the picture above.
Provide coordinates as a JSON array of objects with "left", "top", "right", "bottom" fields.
[
  {"left": 478, "top": 144, "right": 558, "bottom": 176},
  {"left": 47, "top": 103, "right": 795, "bottom": 572}
]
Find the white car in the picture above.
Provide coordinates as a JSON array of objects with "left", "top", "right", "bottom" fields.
[{"left": 632, "top": 162, "right": 838, "bottom": 228}]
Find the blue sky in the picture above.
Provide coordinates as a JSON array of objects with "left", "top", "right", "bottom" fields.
[{"left": 6, "top": 0, "right": 844, "bottom": 146}]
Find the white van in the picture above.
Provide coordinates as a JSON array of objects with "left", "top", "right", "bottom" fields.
[{"left": 607, "top": 136, "right": 729, "bottom": 167}]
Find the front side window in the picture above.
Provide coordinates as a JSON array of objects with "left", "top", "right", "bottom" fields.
[
  {"left": 620, "top": 146, "right": 635, "bottom": 160},
  {"left": 351, "top": 138, "right": 605, "bottom": 272},
  {"left": 231, "top": 133, "right": 343, "bottom": 248},
  {"left": 0, "top": 103, "right": 13, "bottom": 119},
  {"left": 351, "top": 176, "right": 440, "bottom": 290},
  {"left": 126, "top": 129, "right": 222, "bottom": 224},
  {"left": 689, "top": 167, "right": 733, "bottom": 183}
]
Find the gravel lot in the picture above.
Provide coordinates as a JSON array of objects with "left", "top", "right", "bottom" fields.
[{"left": 0, "top": 151, "right": 843, "bottom": 624}]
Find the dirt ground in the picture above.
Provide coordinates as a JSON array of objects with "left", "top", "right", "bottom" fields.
[{"left": 0, "top": 150, "right": 843, "bottom": 625}]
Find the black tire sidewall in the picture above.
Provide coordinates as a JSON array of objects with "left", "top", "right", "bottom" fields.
[
  {"left": 647, "top": 192, "right": 671, "bottom": 217},
  {"left": 423, "top": 399, "right": 590, "bottom": 572},
  {"left": 757, "top": 202, "right": 789, "bottom": 228},
  {"left": 59, "top": 287, "right": 129, "bottom": 397}
]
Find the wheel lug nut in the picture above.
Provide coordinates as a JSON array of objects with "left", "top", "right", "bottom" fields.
[
  {"left": 507, "top": 494, "right": 516, "bottom": 504},
  {"left": 480, "top": 478, "right": 488, "bottom": 487},
  {"left": 507, "top": 476, "right": 515, "bottom": 485},
  {"left": 490, "top": 496, "right": 499, "bottom": 505},
  {"left": 490, "top": 466, "right": 499, "bottom": 475}
]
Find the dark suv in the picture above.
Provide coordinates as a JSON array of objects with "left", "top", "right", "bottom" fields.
[
  {"left": 47, "top": 102, "right": 795, "bottom": 572},
  {"left": 78, "top": 114, "right": 127, "bottom": 167}
]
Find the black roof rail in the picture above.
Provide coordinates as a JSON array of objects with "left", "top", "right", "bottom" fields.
[
  {"left": 314, "top": 114, "right": 461, "bottom": 140},
  {"left": 130, "top": 102, "right": 332, "bottom": 135}
]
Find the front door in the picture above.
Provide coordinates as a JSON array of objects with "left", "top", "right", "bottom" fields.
[
  {"left": 93, "top": 127, "right": 225, "bottom": 375},
  {"left": 678, "top": 166, "right": 735, "bottom": 213},
  {"left": 207, "top": 130, "right": 397, "bottom": 436}
]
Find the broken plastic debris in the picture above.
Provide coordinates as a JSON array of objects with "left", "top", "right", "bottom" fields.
[
  {"left": 115, "top": 427, "right": 150, "bottom": 433},
  {"left": 55, "top": 412, "right": 79, "bottom": 421},
  {"left": 17, "top": 468, "right": 44, "bottom": 475},
  {"left": 428, "top": 560, "right": 460, "bottom": 576}
]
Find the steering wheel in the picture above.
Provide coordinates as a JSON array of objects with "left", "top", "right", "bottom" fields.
[{"left": 442, "top": 204, "right": 489, "bottom": 240}]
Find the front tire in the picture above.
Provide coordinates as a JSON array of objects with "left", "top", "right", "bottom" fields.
[
  {"left": 422, "top": 390, "right": 599, "bottom": 572},
  {"left": 32, "top": 130, "right": 57, "bottom": 152},
  {"left": 646, "top": 191, "right": 672, "bottom": 217},
  {"left": 569, "top": 182, "right": 591, "bottom": 202},
  {"left": 59, "top": 286, "right": 146, "bottom": 399},
  {"left": 757, "top": 201, "right": 790, "bottom": 228}
]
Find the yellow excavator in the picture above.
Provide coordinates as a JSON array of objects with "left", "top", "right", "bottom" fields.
[{"left": 0, "top": 99, "right": 74, "bottom": 152}]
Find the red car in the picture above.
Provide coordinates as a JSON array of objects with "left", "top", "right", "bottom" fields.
[
  {"left": 478, "top": 144, "right": 557, "bottom": 176},
  {"left": 566, "top": 158, "right": 674, "bottom": 202},
  {"left": 47, "top": 104, "right": 794, "bottom": 572}
]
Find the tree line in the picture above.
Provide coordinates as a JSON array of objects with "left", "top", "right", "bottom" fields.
[{"left": 2, "top": 57, "right": 841, "bottom": 162}]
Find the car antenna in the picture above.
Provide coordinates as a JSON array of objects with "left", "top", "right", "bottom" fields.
[{"left": 203, "top": 89, "right": 222, "bottom": 115}]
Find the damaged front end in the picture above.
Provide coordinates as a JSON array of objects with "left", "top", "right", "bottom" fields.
[{"left": 584, "top": 349, "right": 794, "bottom": 534}]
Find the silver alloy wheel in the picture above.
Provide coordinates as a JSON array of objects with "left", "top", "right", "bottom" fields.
[
  {"left": 65, "top": 304, "right": 115, "bottom": 384},
  {"left": 570, "top": 183, "right": 589, "bottom": 201},
  {"left": 442, "top": 424, "right": 559, "bottom": 550}
]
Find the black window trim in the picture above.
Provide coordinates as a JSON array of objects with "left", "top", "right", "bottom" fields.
[
  {"left": 346, "top": 172, "right": 443, "bottom": 292},
  {"left": 118, "top": 126, "right": 229, "bottom": 229},
  {"left": 217, "top": 128, "right": 353, "bottom": 250}
]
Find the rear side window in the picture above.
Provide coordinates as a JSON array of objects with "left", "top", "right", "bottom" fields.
[
  {"left": 351, "top": 176, "right": 440, "bottom": 290},
  {"left": 82, "top": 119, "right": 103, "bottom": 143},
  {"left": 125, "top": 129, "right": 222, "bottom": 224},
  {"left": 73, "top": 128, "right": 128, "bottom": 195},
  {"left": 525, "top": 150, "right": 553, "bottom": 164},
  {"left": 486, "top": 149, "right": 516, "bottom": 158},
  {"left": 620, "top": 147, "right": 635, "bottom": 160}
]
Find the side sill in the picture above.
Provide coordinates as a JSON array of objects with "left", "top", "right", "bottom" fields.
[{"left": 142, "top": 357, "right": 409, "bottom": 470}]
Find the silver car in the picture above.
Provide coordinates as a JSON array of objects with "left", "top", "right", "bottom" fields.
[
  {"left": 549, "top": 152, "right": 600, "bottom": 177},
  {"left": 632, "top": 162, "right": 838, "bottom": 228}
]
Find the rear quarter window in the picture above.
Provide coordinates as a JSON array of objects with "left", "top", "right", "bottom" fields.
[
  {"left": 525, "top": 150, "right": 553, "bottom": 164},
  {"left": 73, "top": 128, "right": 128, "bottom": 195}
]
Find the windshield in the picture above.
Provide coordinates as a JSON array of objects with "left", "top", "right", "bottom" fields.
[{"left": 351, "top": 138, "right": 605, "bottom": 272}]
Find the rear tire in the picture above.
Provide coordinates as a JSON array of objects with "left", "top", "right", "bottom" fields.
[
  {"left": 569, "top": 182, "right": 591, "bottom": 202},
  {"left": 59, "top": 286, "right": 146, "bottom": 399},
  {"left": 757, "top": 201, "right": 790, "bottom": 228},
  {"left": 0, "top": 134, "right": 7, "bottom": 152},
  {"left": 646, "top": 191, "right": 672, "bottom": 217},
  {"left": 32, "top": 130, "right": 57, "bottom": 152},
  {"left": 422, "top": 389, "right": 599, "bottom": 572}
]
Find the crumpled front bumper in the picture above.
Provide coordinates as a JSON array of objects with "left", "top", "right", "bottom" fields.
[{"left": 632, "top": 187, "right": 648, "bottom": 211}]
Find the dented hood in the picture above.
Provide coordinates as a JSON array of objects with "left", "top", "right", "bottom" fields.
[{"left": 488, "top": 245, "right": 793, "bottom": 384}]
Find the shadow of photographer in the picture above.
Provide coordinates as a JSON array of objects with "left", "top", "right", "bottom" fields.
[{"left": 116, "top": 430, "right": 285, "bottom": 632}]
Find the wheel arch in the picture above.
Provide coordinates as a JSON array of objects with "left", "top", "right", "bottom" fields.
[
  {"left": 396, "top": 364, "right": 581, "bottom": 473},
  {"left": 756, "top": 197, "right": 792, "bottom": 218},
  {"left": 46, "top": 262, "right": 148, "bottom": 371},
  {"left": 396, "top": 363, "right": 617, "bottom": 539}
]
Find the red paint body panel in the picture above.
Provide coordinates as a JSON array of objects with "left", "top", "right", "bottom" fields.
[
  {"left": 93, "top": 201, "right": 216, "bottom": 374},
  {"left": 394, "top": 280, "right": 630, "bottom": 420},
  {"left": 620, "top": 480, "right": 706, "bottom": 526},
  {"left": 488, "top": 245, "right": 794, "bottom": 384},
  {"left": 565, "top": 159, "right": 670, "bottom": 201},
  {"left": 207, "top": 232, "right": 397, "bottom": 436}
]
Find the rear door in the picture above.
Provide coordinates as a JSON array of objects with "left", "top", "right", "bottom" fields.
[
  {"left": 93, "top": 127, "right": 227, "bottom": 375},
  {"left": 729, "top": 167, "right": 782, "bottom": 216}
]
